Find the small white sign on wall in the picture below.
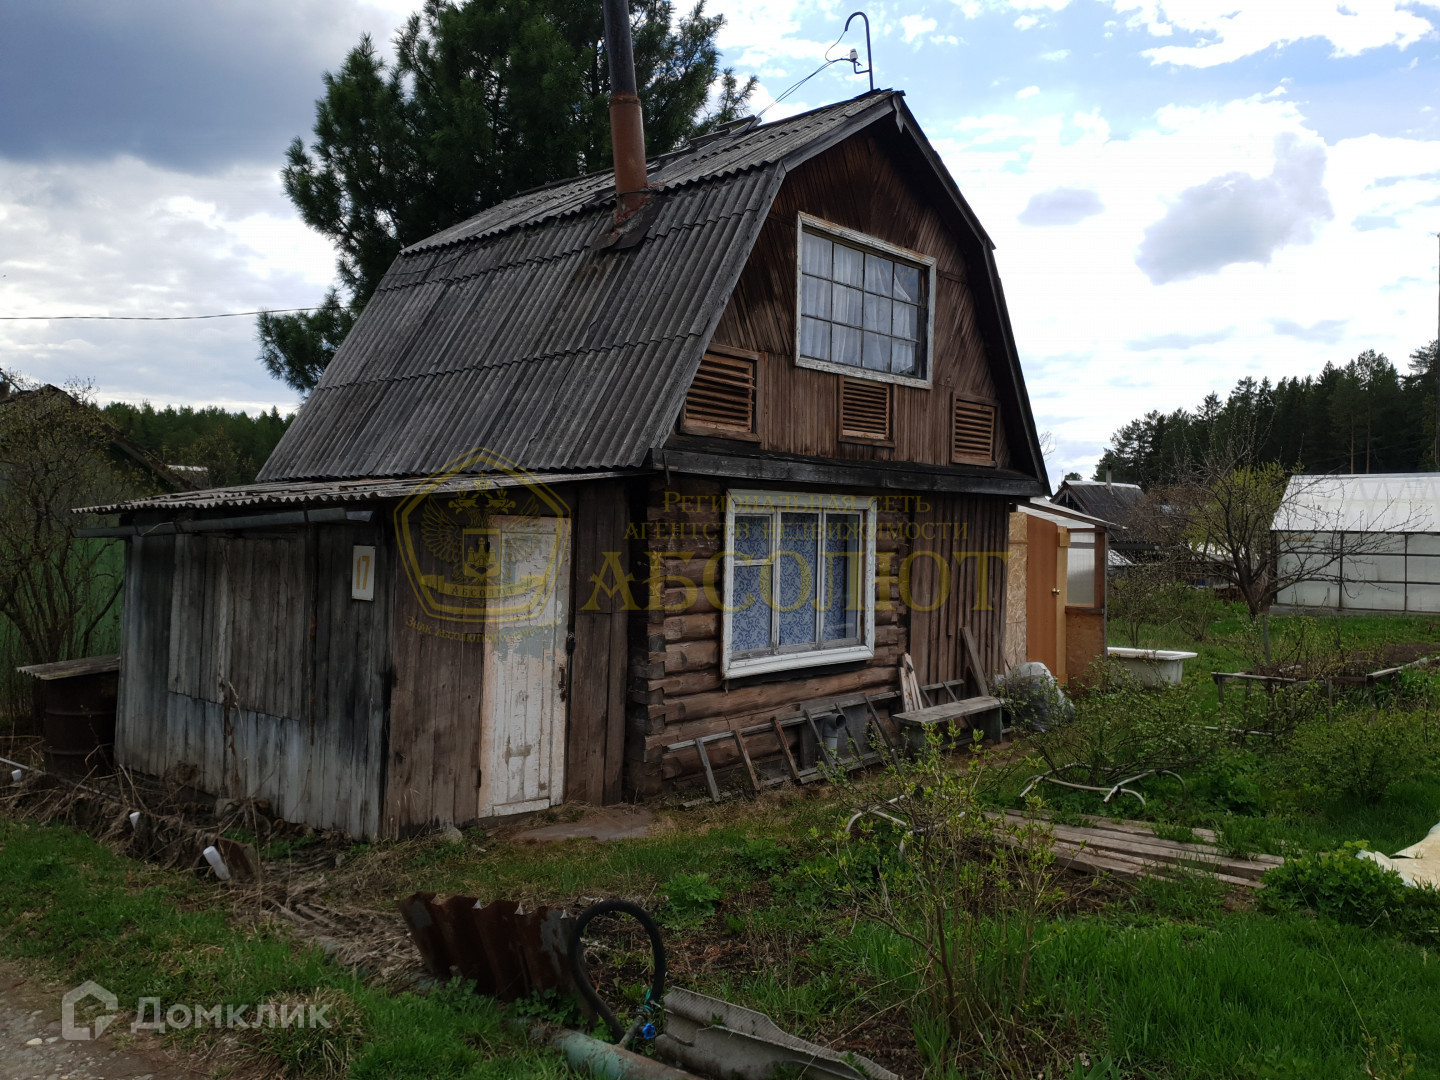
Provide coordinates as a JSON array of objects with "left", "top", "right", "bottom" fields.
[{"left": 352, "top": 545, "right": 376, "bottom": 601}]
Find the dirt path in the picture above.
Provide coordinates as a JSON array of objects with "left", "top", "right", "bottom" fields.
[{"left": 0, "top": 962, "right": 200, "bottom": 1080}]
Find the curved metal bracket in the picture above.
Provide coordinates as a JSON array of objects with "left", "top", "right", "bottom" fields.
[{"left": 842, "top": 11, "right": 875, "bottom": 92}]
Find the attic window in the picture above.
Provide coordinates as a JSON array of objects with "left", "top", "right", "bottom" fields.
[
  {"left": 840, "top": 378, "right": 891, "bottom": 441},
  {"left": 795, "top": 213, "right": 935, "bottom": 388},
  {"left": 952, "top": 397, "right": 996, "bottom": 466},
  {"left": 682, "top": 350, "right": 757, "bottom": 437}
]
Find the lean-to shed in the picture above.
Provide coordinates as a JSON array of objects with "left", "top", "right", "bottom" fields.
[
  {"left": 86, "top": 88, "right": 1049, "bottom": 837},
  {"left": 1273, "top": 473, "right": 1440, "bottom": 614}
]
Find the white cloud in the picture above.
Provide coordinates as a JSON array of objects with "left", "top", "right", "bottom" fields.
[
  {"left": 952, "top": 0, "right": 1072, "bottom": 13},
  {"left": 1016, "top": 85, "right": 1042, "bottom": 98},
  {"left": 1136, "top": 133, "right": 1334, "bottom": 283},
  {"left": 1019, "top": 187, "right": 1105, "bottom": 224},
  {"left": 901, "top": 14, "right": 940, "bottom": 42},
  {"left": 933, "top": 95, "right": 1440, "bottom": 480},
  {"left": 1015, "top": 15, "right": 1040, "bottom": 29},
  {"left": 0, "top": 156, "right": 328, "bottom": 412},
  {"left": 1041, "top": 48, "right": 1071, "bottom": 59},
  {"left": 712, "top": 0, "right": 832, "bottom": 67},
  {"left": 1109, "top": 0, "right": 1436, "bottom": 67}
]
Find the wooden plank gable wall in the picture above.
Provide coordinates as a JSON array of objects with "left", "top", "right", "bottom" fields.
[{"left": 703, "top": 126, "right": 1011, "bottom": 468}]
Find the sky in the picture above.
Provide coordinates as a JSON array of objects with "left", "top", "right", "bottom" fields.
[{"left": 1, "top": 1, "right": 1438, "bottom": 482}]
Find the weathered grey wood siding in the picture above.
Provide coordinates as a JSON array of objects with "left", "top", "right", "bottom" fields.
[{"left": 115, "top": 523, "right": 390, "bottom": 838}]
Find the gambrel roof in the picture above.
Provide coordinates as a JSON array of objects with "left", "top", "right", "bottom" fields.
[{"left": 245, "top": 90, "right": 1045, "bottom": 485}]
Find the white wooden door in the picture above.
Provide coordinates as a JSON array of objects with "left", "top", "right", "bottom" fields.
[{"left": 478, "top": 516, "right": 569, "bottom": 817}]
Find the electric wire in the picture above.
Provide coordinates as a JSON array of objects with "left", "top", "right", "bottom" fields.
[
  {"left": 756, "top": 20, "right": 869, "bottom": 119},
  {"left": 756, "top": 57, "right": 849, "bottom": 118},
  {"left": 0, "top": 307, "right": 320, "bottom": 321}
]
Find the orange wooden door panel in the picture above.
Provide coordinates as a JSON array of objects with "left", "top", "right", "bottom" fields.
[{"left": 1026, "top": 516, "right": 1058, "bottom": 674}]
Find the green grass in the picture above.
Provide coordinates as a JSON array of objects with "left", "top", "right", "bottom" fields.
[
  {"left": 0, "top": 821, "right": 569, "bottom": 1079},
  {"left": 4, "top": 607, "right": 1440, "bottom": 1077},
  {"left": 1038, "top": 914, "right": 1440, "bottom": 1078},
  {"left": 11, "top": 793, "right": 1440, "bottom": 1077},
  {"left": 1110, "top": 609, "right": 1440, "bottom": 711}
]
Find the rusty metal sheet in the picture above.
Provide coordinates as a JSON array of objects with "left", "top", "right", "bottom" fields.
[{"left": 398, "top": 892, "right": 575, "bottom": 1002}]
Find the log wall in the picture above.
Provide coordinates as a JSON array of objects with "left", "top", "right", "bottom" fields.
[{"left": 623, "top": 475, "right": 1011, "bottom": 792}]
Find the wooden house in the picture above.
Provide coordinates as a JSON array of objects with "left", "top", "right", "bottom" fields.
[{"left": 86, "top": 87, "right": 1048, "bottom": 837}]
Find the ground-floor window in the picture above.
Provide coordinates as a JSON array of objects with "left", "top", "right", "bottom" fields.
[{"left": 722, "top": 490, "right": 877, "bottom": 676}]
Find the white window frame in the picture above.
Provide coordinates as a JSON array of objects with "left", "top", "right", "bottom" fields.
[
  {"left": 793, "top": 212, "right": 937, "bottom": 390},
  {"left": 721, "top": 489, "right": 877, "bottom": 677}
]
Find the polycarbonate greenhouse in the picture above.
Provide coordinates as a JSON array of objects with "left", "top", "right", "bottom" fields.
[{"left": 1272, "top": 473, "right": 1440, "bottom": 614}]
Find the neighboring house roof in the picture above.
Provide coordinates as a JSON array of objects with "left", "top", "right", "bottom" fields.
[
  {"left": 1016, "top": 497, "right": 1115, "bottom": 531},
  {"left": 1272, "top": 473, "right": 1440, "bottom": 534},
  {"left": 257, "top": 89, "right": 1045, "bottom": 486},
  {"left": 0, "top": 383, "right": 199, "bottom": 494},
  {"left": 1051, "top": 479, "right": 1145, "bottom": 524}
]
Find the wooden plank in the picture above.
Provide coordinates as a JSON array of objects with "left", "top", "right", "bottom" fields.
[
  {"left": 1047, "top": 841, "right": 1260, "bottom": 889},
  {"left": 1041, "top": 825, "right": 1276, "bottom": 881},
  {"left": 731, "top": 729, "right": 761, "bottom": 793},
  {"left": 694, "top": 739, "right": 720, "bottom": 802},
  {"left": 770, "top": 717, "right": 802, "bottom": 781},
  {"left": 961, "top": 626, "right": 989, "bottom": 696},
  {"left": 893, "top": 696, "right": 1001, "bottom": 726}
]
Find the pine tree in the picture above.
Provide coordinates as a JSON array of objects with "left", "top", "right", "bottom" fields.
[{"left": 260, "top": 0, "right": 755, "bottom": 393}]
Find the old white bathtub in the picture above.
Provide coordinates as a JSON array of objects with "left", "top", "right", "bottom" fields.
[{"left": 1105, "top": 647, "right": 1199, "bottom": 688}]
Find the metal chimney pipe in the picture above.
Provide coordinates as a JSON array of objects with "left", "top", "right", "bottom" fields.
[{"left": 602, "top": 0, "right": 648, "bottom": 220}]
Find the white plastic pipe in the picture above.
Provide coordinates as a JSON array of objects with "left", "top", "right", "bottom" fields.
[
  {"left": 201, "top": 845, "right": 231, "bottom": 881},
  {"left": 128, "top": 811, "right": 141, "bottom": 829},
  {"left": 10, "top": 769, "right": 22, "bottom": 784}
]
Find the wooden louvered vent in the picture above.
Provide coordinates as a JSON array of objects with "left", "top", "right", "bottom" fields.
[
  {"left": 683, "top": 352, "right": 756, "bottom": 433},
  {"left": 840, "top": 378, "right": 891, "bottom": 440},
  {"left": 952, "top": 398, "right": 997, "bottom": 465}
]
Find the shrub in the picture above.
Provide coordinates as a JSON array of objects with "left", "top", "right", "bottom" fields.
[
  {"left": 1166, "top": 584, "right": 1225, "bottom": 643},
  {"left": 658, "top": 872, "right": 723, "bottom": 927},
  {"left": 1260, "top": 841, "right": 1440, "bottom": 939},
  {"left": 1194, "top": 748, "right": 1274, "bottom": 816},
  {"left": 826, "top": 730, "right": 1064, "bottom": 1073},
  {"left": 1284, "top": 708, "right": 1430, "bottom": 805},
  {"left": 1030, "top": 682, "right": 1217, "bottom": 794},
  {"left": 737, "top": 837, "right": 791, "bottom": 876}
]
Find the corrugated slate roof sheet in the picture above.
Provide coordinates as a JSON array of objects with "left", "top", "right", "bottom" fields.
[
  {"left": 78, "top": 471, "right": 637, "bottom": 515},
  {"left": 260, "top": 93, "right": 898, "bottom": 482},
  {"left": 1052, "top": 480, "right": 1145, "bottom": 524}
]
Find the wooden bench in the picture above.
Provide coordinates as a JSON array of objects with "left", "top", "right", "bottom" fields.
[{"left": 891, "top": 695, "right": 1003, "bottom": 751}]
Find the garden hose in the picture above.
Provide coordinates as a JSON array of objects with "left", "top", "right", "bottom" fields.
[{"left": 568, "top": 899, "right": 667, "bottom": 1046}]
